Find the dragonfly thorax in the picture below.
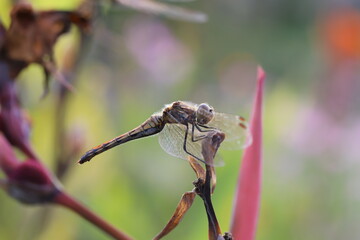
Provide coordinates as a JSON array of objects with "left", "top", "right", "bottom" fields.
[{"left": 196, "top": 103, "right": 214, "bottom": 125}]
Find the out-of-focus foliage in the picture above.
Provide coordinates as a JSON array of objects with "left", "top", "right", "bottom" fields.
[{"left": 1, "top": 0, "right": 360, "bottom": 239}]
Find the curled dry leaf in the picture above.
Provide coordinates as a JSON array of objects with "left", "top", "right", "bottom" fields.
[
  {"left": 201, "top": 131, "right": 225, "bottom": 194},
  {"left": 155, "top": 131, "right": 225, "bottom": 240},
  {"left": 3, "top": 3, "right": 90, "bottom": 93},
  {"left": 201, "top": 131, "right": 225, "bottom": 165},
  {"left": 153, "top": 191, "right": 196, "bottom": 240},
  {"left": 188, "top": 155, "right": 206, "bottom": 180},
  {"left": 4, "top": 3, "right": 90, "bottom": 63}
]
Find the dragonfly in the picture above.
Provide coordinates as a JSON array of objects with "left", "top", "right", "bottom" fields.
[{"left": 79, "top": 101, "right": 251, "bottom": 166}]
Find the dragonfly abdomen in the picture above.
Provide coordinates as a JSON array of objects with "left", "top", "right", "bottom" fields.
[{"left": 79, "top": 115, "right": 164, "bottom": 164}]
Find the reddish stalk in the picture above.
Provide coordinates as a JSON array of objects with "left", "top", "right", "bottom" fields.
[
  {"left": 230, "top": 66, "right": 265, "bottom": 240},
  {"left": 54, "top": 191, "right": 133, "bottom": 240}
]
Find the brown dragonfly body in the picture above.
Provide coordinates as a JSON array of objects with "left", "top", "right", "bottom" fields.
[{"left": 79, "top": 101, "right": 214, "bottom": 164}]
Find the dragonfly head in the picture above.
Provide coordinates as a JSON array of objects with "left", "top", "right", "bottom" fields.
[{"left": 196, "top": 103, "right": 214, "bottom": 125}]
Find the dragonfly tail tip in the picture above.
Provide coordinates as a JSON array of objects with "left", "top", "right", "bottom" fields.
[{"left": 78, "top": 157, "right": 89, "bottom": 164}]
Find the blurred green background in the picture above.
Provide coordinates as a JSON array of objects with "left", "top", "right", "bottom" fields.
[{"left": 1, "top": 0, "right": 360, "bottom": 239}]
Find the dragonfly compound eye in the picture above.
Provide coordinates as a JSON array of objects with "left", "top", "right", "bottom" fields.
[{"left": 196, "top": 103, "right": 214, "bottom": 125}]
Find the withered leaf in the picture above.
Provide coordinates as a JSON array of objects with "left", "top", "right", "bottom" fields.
[
  {"left": 210, "top": 166, "right": 217, "bottom": 194},
  {"left": 201, "top": 131, "right": 225, "bottom": 165},
  {"left": 153, "top": 191, "right": 196, "bottom": 240},
  {"left": 202, "top": 131, "right": 225, "bottom": 194},
  {"left": 188, "top": 155, "right": 206, "bottom": 181},
  {"left": 4, "top": 3, "right": 89, "bottom": 63},
  {"left": 3, "top": 3, "right": 90, "bottom": 94}
]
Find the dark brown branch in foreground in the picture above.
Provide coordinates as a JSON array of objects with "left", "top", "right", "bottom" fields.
[
  {"left": 195, "top": 166, "right": 221, "bottom": 240},
  {"left": 154, "top": 131, "right": 230, "bottom": 240},
  {"left": 198, "top": 131, "right": 225, "bottom": 240}
]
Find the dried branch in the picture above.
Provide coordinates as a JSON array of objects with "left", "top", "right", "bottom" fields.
[
  {"left": 155, "top": 130, "right": 228, "bottom": 240},
  {"left": 199, "top": 131, "right": 225, "bottom": 240}
]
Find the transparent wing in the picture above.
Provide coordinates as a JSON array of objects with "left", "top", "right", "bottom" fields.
[
  {"left": 207, "top": 113, "right": 252, "bottom": 150},
  {"left": 158, "top": 123, "right": 224, "bottom": 167}
]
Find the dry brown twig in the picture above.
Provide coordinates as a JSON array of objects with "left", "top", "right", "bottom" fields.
[{"left": 154, "top": 130, "right": 233, "bottom": 240}]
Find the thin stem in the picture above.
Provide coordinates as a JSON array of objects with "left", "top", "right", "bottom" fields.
[
  {"left": 198, "top": 131, "right": 225, "bottom": 240},
  {"left": 54, "top": 31, "right": 91, "bottom": 180},
  {"left": 53, "top": 90, "right": 70, "bottom": 179},
  {"left": 203, "top": 165, "right": 221, "bottom": 239},
  {"left": 54, "top": 191, "right": 133, "bottom": 240}
]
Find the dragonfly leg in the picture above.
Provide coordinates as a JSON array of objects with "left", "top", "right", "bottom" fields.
[
  {"left": 195, "top": 123, "right": 216, "bottom": 133},
  {"left": 198, "top": 123, "right": 217, "bottom": 130},
  {"left": 183, "top": 123, "right": 207, "bottom": 164},
  {"left": 191, "top": 123, "right": 207, "bottom": 142}
]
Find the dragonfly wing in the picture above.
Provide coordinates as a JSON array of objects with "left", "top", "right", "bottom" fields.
[
  {"left": 159, "top": 123, "right": 190, "bottom": 160},
  {"left": 158, "top": 123, "right": 224, "bottom": 167},
  {"left": 207, "top": 113, "right": 252, "bottom": 150}
]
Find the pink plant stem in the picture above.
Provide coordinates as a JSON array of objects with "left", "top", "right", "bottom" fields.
[
  {"left": 54, "top": 191, "right": 133, "bottom": 240},
  {"left": 0, "top": 133, "right": 20, "bottom": 175},
  {"left": 230, "top": 66, "right": 265, "bottom": 240}
]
